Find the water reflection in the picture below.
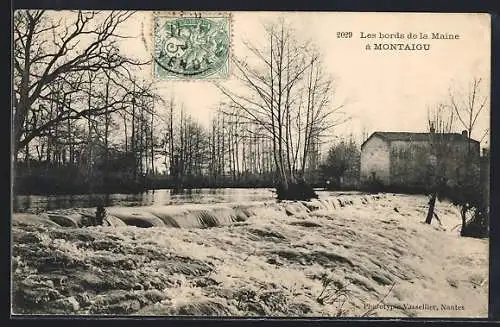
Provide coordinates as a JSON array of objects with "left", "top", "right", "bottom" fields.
[{"left": 13, "top": 188, "right": 276, "bottom": 213}]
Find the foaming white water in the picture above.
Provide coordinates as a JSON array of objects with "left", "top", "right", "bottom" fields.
[{"left": 14, "top": 195, "right": 375, "bottom": 229}]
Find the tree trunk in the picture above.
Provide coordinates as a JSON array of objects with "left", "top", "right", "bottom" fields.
[
  {"left": 123, "top": 114, "right": 128, "bottom": 153},
  {"left": 86, "top": 74, "right": 93, "bottom": 182},
  {"left": 13, "top": 20, "right": 34, "bottom": 159},
  {"left": 425, "top": 192, "right": 437, "bottom": 224},
  {"left": 460, "top": 205, "right": 468, "bottom": 236},
  {"left": 104, "top": 78, "right": 110, "bottom": 180},
  {"left": 168, "top": 100, "right": 174, "bottom": 178},
  {"left": 150, "top": 104, "right": 155, "bottom": 174},
  {"left": 131, "top": 86, "right": 136, "bottom": 180}
]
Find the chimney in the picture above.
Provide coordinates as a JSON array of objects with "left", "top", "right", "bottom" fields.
[{"left": 462, "top": 130, "right": 468, "bottom": 138}]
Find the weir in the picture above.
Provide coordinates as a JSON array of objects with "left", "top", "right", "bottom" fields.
[{"left": 12, "top": 195, "right": 375, "bottom": 229}]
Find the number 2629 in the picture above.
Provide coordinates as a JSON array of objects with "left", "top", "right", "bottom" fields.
[{"left": 336, "top": 32, "right": 353, "bottom": 38}]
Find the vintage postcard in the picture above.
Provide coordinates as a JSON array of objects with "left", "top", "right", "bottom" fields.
[{"left": 11, "top": 11, "right": 490, "bottom": 318}]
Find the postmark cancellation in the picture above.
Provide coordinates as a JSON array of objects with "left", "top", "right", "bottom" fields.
[{"left": 153, "top": 12, "right": 231, "bottom": 80}]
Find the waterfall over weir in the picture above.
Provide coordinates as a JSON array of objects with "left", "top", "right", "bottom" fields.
[
  {"left": 13, "top": 195, "right": 374, "bottom": 229},
  {"left": 106, "top": 204, "right": 254, "bottom": 228}
]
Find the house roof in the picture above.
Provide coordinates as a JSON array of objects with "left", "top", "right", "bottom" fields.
[{"left": 361, "top": 131, "right": 479, "bottom": 148}]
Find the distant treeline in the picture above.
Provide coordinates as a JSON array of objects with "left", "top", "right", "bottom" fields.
[
  {"left": 13, "top": 159, "right": 328, "bottom": 195},
  {"left": 14, "top": 133, "right": 364, "bottom": 196}
]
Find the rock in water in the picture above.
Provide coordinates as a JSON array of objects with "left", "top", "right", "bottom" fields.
[
  {"left": 46, "top": 214, "right": 80, "bottom": 228},
  {"left": 104, "top": 215, "right": 127, "bottom": 227}
]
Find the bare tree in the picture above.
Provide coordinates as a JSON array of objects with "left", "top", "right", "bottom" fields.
[
  {"left": 216, "top": 19, "right": 346, "bottom": 199},
  {"left": 447, "top": 77, "right": 489, "bottom": 236},
  {"left": 13, "top": 10, "right": 144, "bottom": 158},
  {"left": 320, "top": 137, "right": 361, "bottom": 189},
  {"left": 425, "top": 104, "right": 455, "bottom": 224},
  {"left": 449, "top": 77, "right": 489, "bottom": 144}
]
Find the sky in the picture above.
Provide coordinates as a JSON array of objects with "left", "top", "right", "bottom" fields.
[{"left": 110, "top": 12, "right": 491, "bottom": 147}]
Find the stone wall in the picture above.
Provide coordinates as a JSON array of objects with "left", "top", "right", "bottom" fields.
[
  {"left": 389, "top": 141, "right": 432, "bottom": 189},
  {"left": 389, "top": 139, "right": 480, "bottom": 189},
  {"left": 360, "top": 136, "right": 390, "bottom": 185}
]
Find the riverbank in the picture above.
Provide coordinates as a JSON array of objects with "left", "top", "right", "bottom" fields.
[{"left": 11, "top": 193, "right": 488, "bottom": 317}]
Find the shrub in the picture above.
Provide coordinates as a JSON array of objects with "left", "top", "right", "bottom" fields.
[
  {"left": 275, "top": 181, "right": 318, "bottom": 201},
  {"left": 360, "top": 175, "right": 385, "bottom": 193}
]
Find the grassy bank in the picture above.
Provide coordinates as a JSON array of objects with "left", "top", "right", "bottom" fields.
[{"left": 11, "top": 194, "right": 488, "bottom": 317}]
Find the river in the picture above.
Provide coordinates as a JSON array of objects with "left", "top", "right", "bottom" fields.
[{"left": 12, "top": 188, "right": 278, "bottom": 213}]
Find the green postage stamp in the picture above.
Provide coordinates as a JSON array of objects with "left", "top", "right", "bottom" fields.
[{"left": 153, "top": 13, "right": 231, "bottom": 80}]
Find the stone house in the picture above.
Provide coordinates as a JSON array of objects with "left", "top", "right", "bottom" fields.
[{"left": 360, "top": 131, "right": 480, "bottom": 190}]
